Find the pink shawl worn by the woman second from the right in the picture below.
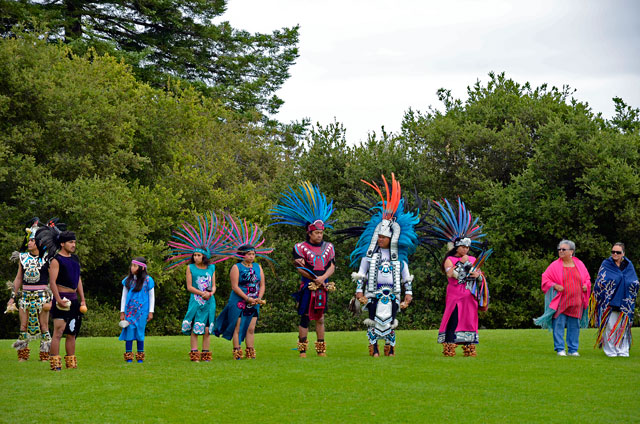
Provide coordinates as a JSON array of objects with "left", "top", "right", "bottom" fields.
[{"left": 534, "top": 257, "right": 591, "bottom": 329}]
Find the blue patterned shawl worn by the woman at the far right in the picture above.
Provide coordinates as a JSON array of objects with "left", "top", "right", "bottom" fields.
[{"left": 590, "top": 256, "right": 640, "bottom": 348}]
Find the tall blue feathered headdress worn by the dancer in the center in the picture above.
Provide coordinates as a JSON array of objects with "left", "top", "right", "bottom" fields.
[
  {"left": 270, "top": 181, "right": 336, "bottom": 232},
  {"left": 341, "top": 173, "right": 421, "bottom": 268}
]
